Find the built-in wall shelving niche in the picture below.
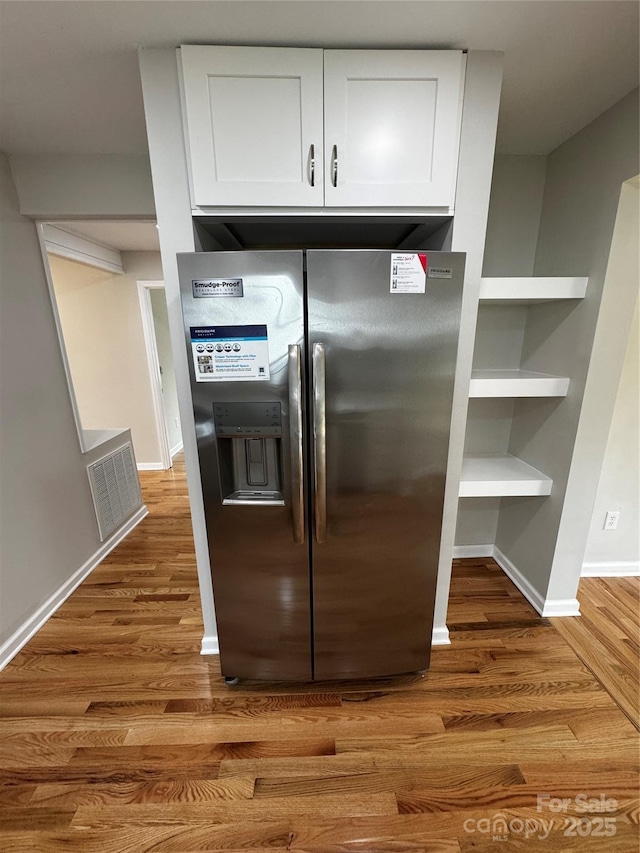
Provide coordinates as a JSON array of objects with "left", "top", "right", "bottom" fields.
[
  {"left": 479, "top": 276, "right": 588, "bottom": 304},
  {"left": 460, "top": 275, "right": 586, "bottom": 495},
  {"left": 459, "top": 454, "right": 552, "bottom": 498},
  {"left": 469, "top": 369, "right": 570, "bottom": 398}
]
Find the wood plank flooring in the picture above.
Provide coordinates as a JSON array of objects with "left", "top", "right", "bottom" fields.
[
  {"left": 1, "top": 455, "right": 638, "bottom": 851},
  {"left": 552, "top": 576, "right": 639, "bottom": 730}
]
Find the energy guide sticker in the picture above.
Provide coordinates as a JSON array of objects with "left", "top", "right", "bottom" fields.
[
  {"left": 191, "top": 325, "right": 270, "bottom": 382},
  {"left": 390, "top": 253, "right": 428, "bottom": 294}
]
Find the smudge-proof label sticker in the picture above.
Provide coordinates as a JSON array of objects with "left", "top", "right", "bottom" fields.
[
  {"left": 191, "top": 325, "right": 270, "bottom": 382},
  {"left": 390, "top": 253, "right": 427, "bottom": 293},
  {"left": 192, "top": 278, "right": 244, "bottom": 298}
]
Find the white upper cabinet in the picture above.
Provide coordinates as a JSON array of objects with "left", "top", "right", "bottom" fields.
[
  {"left": 180, "top": 46, "right": 465, "bottom": 209},
  {"left": 323, "top": 51, "right": 465, "bottom": 208},
  {"left": 180, "top": 46, "right": 324, "bottom": 207}
]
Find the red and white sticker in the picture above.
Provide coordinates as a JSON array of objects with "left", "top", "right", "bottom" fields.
[{"left": 390, "top": 253, "right": 427, "bottom": 294}]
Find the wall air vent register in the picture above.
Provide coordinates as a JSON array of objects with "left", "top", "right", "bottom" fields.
[{"left": 87, "top": 443, "right": 142, "bottom": 541}]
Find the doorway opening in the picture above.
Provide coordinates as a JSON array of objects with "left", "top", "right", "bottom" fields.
[
  {"left": 38, "top": 220, "right": 181, "bottom": 469},
  {"left": 137, "top": 280, "right": 183, "bottom": 469}
]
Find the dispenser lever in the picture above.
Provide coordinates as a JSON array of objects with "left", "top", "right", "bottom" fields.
[{"left": 246, "top": 438, "right": 268, "bottom": 486}]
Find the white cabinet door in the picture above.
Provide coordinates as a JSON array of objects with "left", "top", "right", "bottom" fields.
[
  {"left": 180, "top": 46, "right": 324, "bottom": 207},
  {"left": 324, "top": 51, "right": 465, "bottom": 208}
]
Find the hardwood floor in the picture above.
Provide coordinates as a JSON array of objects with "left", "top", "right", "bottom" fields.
[
  {"left": 1, "top": 456, "right": 638, "bottom": 851},
  {"left": 552, "top": 576, "right": 639, "bottom": 731}
]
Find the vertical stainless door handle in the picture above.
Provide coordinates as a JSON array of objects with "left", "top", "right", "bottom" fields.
[
  {"left": 288, "top": 345, "right": 304, "bottom": 544},
  {"left": 331, "top": 145, "right": 338, "bottom": 187},
  {"left": 312, "top": 343, "right": 327, "bottom": 543},
  {"left": 309, "top": 144, "right": 315, "bottom": 187}
]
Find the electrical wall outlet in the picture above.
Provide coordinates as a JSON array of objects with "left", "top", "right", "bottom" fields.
[
  {"left": 175, "top": 417, "right": 180, "bottom": 429},
  {"left": 604, "top": 511, "right": 620, "bottom": 530}
]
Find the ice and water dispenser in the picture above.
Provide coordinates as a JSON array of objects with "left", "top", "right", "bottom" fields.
[{"left": 213, "top": 402, "right": 284, "bottom": 505}]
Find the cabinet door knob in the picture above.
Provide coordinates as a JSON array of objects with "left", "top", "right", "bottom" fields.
[
  {"left": 331, "top": 145, "right": 338, "bottom": 187},
  {"left": 309, "top": 144, "right": 315, "bottom": 187}
]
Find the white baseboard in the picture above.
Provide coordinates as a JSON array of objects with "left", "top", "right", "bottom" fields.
[
  {"left": 432, "top": 626, "right": 451, "bottom": 645},
  {"left": 492, "top": 545, "right": 580, "bottom": 617},
  {"left": 200, "top": 634, "right": 220, "bottom": 655},
  {"left": 582, "top": 560, "right": 640, "bottom": 577},
  {"left": 452, "top": 543, "right": 582, "bottom": 617},
  {"left": 0, "top": 505, "right": 148, "bottom": 671},
  {"left": 453, "top": 544, "right": 494, "bottom": 558},
  {"left": 453, "top": 544, "right": 581, "bottom": 617},
  {"left": 138, "top": 445, "right": 183, "bottom": 471},
  {"left": 539, "top": 598, "right": 582, "bottom": 617},
  {"left": 491, "top": 545, "right": 546, "bottom": 614}
]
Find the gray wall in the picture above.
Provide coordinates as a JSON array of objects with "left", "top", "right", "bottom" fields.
[
  {"left": 454, "top": 153, "right": 547, "bottom": 547},
  {"left": 9, "top": 153, "right": 155, "bottom": 218},
  {"left": 584, "top": 295, "right": 639, "bottom": 568},
  {"left": 139, "top": 49, "right": 218, "bottom": 648},
  {"left": 0, "top": 153, "right": 138, "bottom": 652},
  {"left": 495, "top": 88, "right": 639, "bottom": 601},
  {"left": 431, "top": 51, "right": 503, "bottom": 633},
  {"left": 482, "top": 154, "right": 547, "bottom": 277}
]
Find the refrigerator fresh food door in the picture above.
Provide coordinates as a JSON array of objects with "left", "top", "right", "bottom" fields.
[
  {"left": 306, "top": 250, "right": 465, "bottom": 679},
  {"left": 177, "top": 251, "right": 311, "bottom": 681}
]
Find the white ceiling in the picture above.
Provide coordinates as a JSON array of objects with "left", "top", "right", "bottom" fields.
[{"left": 0, "top": 1, "right": 638, "bottom": 157}]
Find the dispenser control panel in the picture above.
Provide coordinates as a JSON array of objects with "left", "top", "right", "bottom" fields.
[{"left": 213, "top": 402, "right": 282, "bottom": 437}]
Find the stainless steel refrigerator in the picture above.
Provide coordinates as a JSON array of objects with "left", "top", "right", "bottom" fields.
[{"left": 178, "top": 249, "right": 465, "bottom": 683}]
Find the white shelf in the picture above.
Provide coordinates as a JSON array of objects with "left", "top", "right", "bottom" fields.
[
  {"left": 479, "top": 276, "right": 588, "bottom": 303},
  {"left": 459, "top": 454, "right": 553, "bottom": 497},
  {"left": 469, "top": 369, "right": 570, "bottom": 398}
]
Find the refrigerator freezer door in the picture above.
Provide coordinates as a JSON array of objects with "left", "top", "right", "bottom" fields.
[
  {"left": 178, "top": 251, "right": 311, "bottom": 681},
  {"left": 306, "top": 250, "right": 465, "bottom": 679}
]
